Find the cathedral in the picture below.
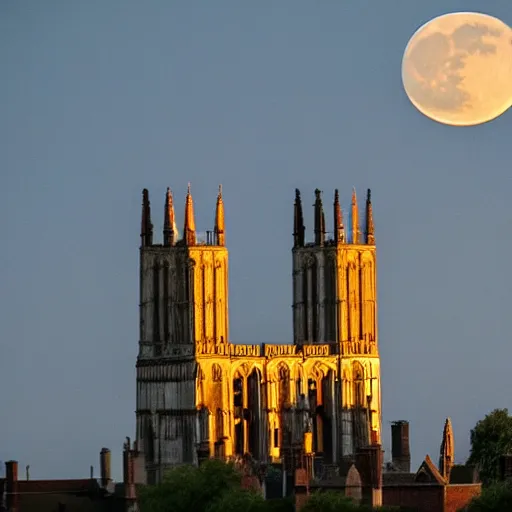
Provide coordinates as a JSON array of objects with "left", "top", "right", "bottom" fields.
[{"left": 134, "top": 185, "right": 382, "bottom": 484}]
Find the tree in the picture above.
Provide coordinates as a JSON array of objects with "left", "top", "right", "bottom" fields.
[
  {"left": 468, "top": 408, "right": 512, "bottom": 486},
  {"left": 138, "top": 459, "right": 243, "bottom": 512},
  {"left": 299, "top": 490, "right": 360, "bottom": 512},
  {"left": 205, "top": 487, "right": 266, "bottom": 512},
  {"left": 463, "top": 481, "right": 512, "bottom": 511}
]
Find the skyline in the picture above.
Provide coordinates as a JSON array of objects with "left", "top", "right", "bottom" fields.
[{"left": 2, "top": 0, "right": 512, "bottom": 481}]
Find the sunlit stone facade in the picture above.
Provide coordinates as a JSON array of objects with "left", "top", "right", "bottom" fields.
[{"left": 135, "top": 185, "right": 381, "bottom": 484}]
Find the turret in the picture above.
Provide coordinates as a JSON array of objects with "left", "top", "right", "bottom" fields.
[
  {"left": 141, "top": 189, "right": 153, "bottom": 247},
  {"left": 366, "top": 189, "right": 375, "bottom": 245},
  {"left": 163, "top": 187, "right": 177, "bottom": 246},
  {"left": 183, "top": 183, "right": 196, "bottom": 246},
  {"left": 314, "top": 189, "right": 326, "bottom": 246},
  {"left": 351, "top": 188, "right": 359, "bottom": 244},
  {"left": 293, "top": 189, "right": 305, "bottom": 248},
  {"left": 214, "top": 185, "right": 225, "bottom": 246},
  {"left": 334, "top": 189, "right": 345, "bottom": 244},
  {"left": 439, "top": 418, "right": 454, "bottom": 480}
]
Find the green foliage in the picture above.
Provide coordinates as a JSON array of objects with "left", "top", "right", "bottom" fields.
[
  {"left": 463, "top": 481, "right": 512, "bottom": 512},
  {"left": 138, "top": 460, "right": 411, "bottom": 512},
  {"left": 299, "top": 490, "right": 360, "bottom": 512},
  {"left": 468, "top": 408, "right": 512, "bottom": 486},
  {"left": 265, "top": 496, "right": 295, "bottom": 512},
  {"left": 297, "top": 491, "right": 410, "bottom": 512},
  {"left": 206, "top": 487, "right": 266, "bottom": 512},
  {"left": 139, "top": 459, "right": 242, "bottom": 512}
]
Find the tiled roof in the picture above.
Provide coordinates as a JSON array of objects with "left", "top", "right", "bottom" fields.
[
  {"left": 382, "top": 472, "right": 416, "bottom": 486},
  {"left": 6, "top": 479, "right": 128, "bottom": 512},
  {"left": 17, "top": 479, "right": 99, "bottom": 494},
  {"left": 16, "top": 493, "right": 111, "bottom": 512},
  {"left": 419, "top": 455, "right": 446, "bottom": 485}
]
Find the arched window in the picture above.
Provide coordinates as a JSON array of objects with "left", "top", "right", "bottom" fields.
[
  {"left": 215, "top": 408, "right": 224, "bottom": 440},
  {"left": 199, "top": 406, "right": 210, "bottom": 441},
  {"left": 278, "top": 364, "right": 290, "bottom": 407},
  {"left": 353, "top": 362, "right": 365, "bottom": 407},
  {"left": 212, "top": 363, "right": 222, "bottom": 382}
]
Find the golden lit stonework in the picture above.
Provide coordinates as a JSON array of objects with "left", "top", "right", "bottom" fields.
[{"left": 135, "top": 186, "right": 381, "bottom": 484}]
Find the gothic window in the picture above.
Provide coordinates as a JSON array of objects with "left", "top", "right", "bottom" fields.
[
  {"left": 215, "top": 408, "right": 224, "bottom": 440},
  {"left": 163, "top": 261, "right": 170, "bottom": 342},
  {"left": 145, "top": 419, "right": 155, "bottom": 463},
  {"left": 342, "top": 371, "right": 350, "bottom": 408},
  {"left": 212, "top": 363, "right": 222, "bottom": 382},
  {"left": 233, "top": 375, "right": 243, "bottom": 409},
  {"left": 353, "top": 362, "right": 365, "bottom": 407},
  {"left": 199, "top": 406, "right": 210, "bottom": 442},
  {"left": 278, "top": 364, "right": 290, "bottom": 407},
  {"left": 302, "top": 269, "right": 309, "bottom": 341},
  {"left": 153, "top": 263, "right": 161, "bottom": 346},
  {"left": 311, "top": 259, "right": 318, "bottom": 342},
  {"left": 325, "top": 255, "right": 337, "bottom": 342}
]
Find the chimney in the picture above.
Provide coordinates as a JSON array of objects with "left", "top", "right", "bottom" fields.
[
  {"left": 356, "top": 445, "right": 383, "bottom": 508},
  {"left": 26, "top": 465, "right": 30, "bottom": 481},
  {"left": 123, "top": 438, "right": 136, "bottom": 501},
  {"left": 391, "top": 421, "right": 411, "bottom": 473},
  {"left": 100, "top": 448, "right": 111, "bottom": 486},
  {"left": 5, "top": 460, "right": 19, "bottom": 512}
]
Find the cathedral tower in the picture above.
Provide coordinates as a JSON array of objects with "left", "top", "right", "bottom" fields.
[
  {"left": 292, "top": 188, "right": 377, "bottom": 346},
  {"left": 292, "top": 188, "right": 381, "bottom": 450},
  {"left": 136, "top": 185, "right": 229, "bottom": 483},
  {"left": 139, "top": 185, "right": 229, "bottom": 357},
  {"left": 134, "top": 185, "right": 382, "bottom": 483}
]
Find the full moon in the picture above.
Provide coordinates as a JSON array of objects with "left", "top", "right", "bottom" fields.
[{"left": 402, "top": 12, "right": 512, "bottom": 126}]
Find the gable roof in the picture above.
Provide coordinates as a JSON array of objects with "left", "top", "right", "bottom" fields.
[{"left": 414, "top": 455, "right": 446, "bottom": 485}]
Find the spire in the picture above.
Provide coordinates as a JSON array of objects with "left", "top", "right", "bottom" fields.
[
  {"left": 183, "top": 183, "right": 196, "bottom": 246},
  {"left": 366, "top": 188, "right": 375, "bottom": 245},
  {"left": 314, "top": 189, "right": 325, "bottom": 246},
  {"left": 351, "top": 188, "right": 359, "bottom": 244},
  {"left": 439, "top": 418, "right": 454, "bottom": 480},
  {"left": 140, "top": 189, "right": 153, "bottom": 247},
  {"left": 293, "top": 189, "right": 305, "bottom": 247},
  {"left": 214, "top": 185, "right": 225, "bottom": 246},
  {"left": 163, "top": 187, "right": 178, "bottom": 246},
  {"left": 334, "top": 189, "right": 345, "bottom": 244}
]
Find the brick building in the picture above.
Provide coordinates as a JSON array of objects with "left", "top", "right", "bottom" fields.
[
  {"left": 296, "top": 418, "right": 481, "bottom": 511},
  {"left": 0, "top": 440, "right": 138, "bottom": 512}
]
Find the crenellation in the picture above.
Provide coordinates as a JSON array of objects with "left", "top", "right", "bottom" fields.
[{"left": 135, "top": 186, "right": 381, "bottom": 482}]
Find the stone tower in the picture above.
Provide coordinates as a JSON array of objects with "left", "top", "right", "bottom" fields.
[
  {"left": 136, "top": 185, "right": 229, "bottom": 484},
  {"left": 292, "top": 188, "right": 381, "bottom": 455},
  {"left": 134, "top": 185, "right": 381, "bottom": 484}
]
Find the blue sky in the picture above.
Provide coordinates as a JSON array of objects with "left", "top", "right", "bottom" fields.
[{"left": 1, "top": 1, "right": 511, "bottom": 480}]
